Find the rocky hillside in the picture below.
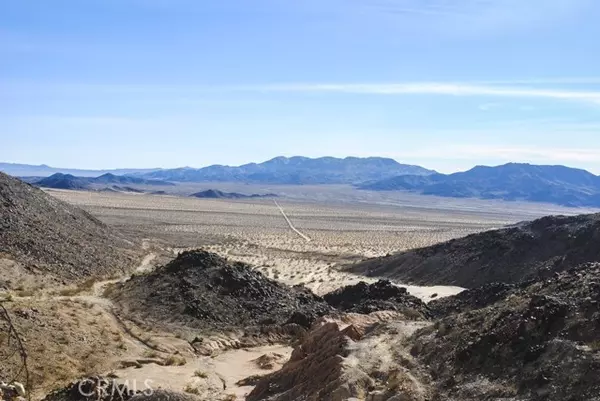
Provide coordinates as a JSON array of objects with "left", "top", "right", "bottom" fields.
[
  {"left": 0, "top": 172, "right": 140, "bottom": 288},
  {"left": 360, "top": 163, "right": 600, "bottom": 207},
  {"left": 412, "top": 262, "right": 600, "bottom": 401},
  {"left": 109, "top": 250, "right": 333, "bottom": 333},
  {"left": 248, "top": 262, "right": 600, "bottom": 401},
  {"left": 350, "top": 212, "right": 600, "bottom": 287}
]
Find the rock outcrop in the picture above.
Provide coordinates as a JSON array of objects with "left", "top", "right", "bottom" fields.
[
  {"left": 110, "top": 250, "right": 333, "bottom": 335},
  {"left": 323, "top": 280, "right": 431, "bottom": 319}
]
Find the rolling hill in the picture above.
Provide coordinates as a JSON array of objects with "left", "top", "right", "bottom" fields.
[
  {"left": 36, "top": 173, "right": 91, "bottom": 190},
  {"left": 349, "top": 212, "right": 600, "bottom": 288},
  {"left": 137, "top": 156, "right": 435, "bottom": 184},
  {"left": 360, "top": 163, "right": 600, "bottom": 207}
]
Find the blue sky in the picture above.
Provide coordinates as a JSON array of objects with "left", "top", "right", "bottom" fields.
[{"left": 2, "top": 0, "right": 600, "bottom": 173}]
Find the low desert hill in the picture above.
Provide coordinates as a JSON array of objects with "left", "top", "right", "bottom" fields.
[
  {"left": 109, "top": 250, "right": 333, "bottom": 334},
  {"left": 360, "top": 162, "right": 600, "bottom": 207},
  {"left": 92, "top": 173, "right": 174, "bottom": 186},
  {"left": 0, "top": 172, "right": 141, "bottom": 289},
  {"left": 36, "top": 173, "right": 91, "bottom": 190},
  {"left": 349, "top": 212, "right": 600, "bottom": 287},
  {"left": 137, "top": 156, "right": 435, "bottom": 184},
  {"left": 36, "top": 172, "right": 173, "bottom": 190},
  {"left": 190, "top": 189, "right": 277, "bottom": 199}
]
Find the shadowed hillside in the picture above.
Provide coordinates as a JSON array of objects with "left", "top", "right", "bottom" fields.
[
  {"left": 349, "top": 212, "right": 600, "bottom": 287},
  {"left": 0, "top": 172, "right": 140, "bottom": 288}
]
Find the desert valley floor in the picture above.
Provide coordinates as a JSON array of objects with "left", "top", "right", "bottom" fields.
[
  {"left": 3, "top": 183, "right": 598, "bottom": 401},
  {"left": 47, "top": 187, "right": 583, "bottom": 297}
]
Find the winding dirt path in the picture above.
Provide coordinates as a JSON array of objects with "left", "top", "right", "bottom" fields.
[{"left": 274, "top": 200, "right": 311, "bottom": 242}]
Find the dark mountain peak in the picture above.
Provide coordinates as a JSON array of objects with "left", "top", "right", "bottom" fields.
[{"left": 96, "top": 172, "right": 117, "bottom": 179}]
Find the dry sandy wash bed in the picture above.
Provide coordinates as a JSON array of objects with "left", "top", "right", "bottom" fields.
[{"left": 46, "top": 187, "right": 580, "bottom": 299}]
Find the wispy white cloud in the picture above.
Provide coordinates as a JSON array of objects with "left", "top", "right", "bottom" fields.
[
  {"left": 350, "top": 0, "right": 594, "bottom": 33},
  {"left": 247, "top": 82, "right": 600, "bottom": 105}
]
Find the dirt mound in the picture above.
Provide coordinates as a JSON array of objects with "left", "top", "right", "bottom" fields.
[
  {"left": 323, "top": 280, "right": 430, "bottom": 318},
  {"left": 109, "top": 250, "right": 333, "bottom": 334},
  {"left": 350, "top": 212, "right": 600, "bottom": 287},
  {"left": 247, "top": 313, "right": 431, "bottom": 401},
  {"left": 252, "top": 353, "right": 287, "bottom": 370},
  {"left": 0, "top": 173, "right": 140, "bottom": 289},
  {"left": 411, "top": 262, "right": 600, "bottom": 401}
]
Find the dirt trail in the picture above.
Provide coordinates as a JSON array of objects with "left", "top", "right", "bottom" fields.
[
  {"left": 274, "top": 200, "right": 311, "bottom": 242},
  {"left": 114, "top": 344, "right": 293, "bottom": 400}
]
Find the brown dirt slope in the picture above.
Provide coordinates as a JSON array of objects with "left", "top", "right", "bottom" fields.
[
  {"left": 0, "top": 172, "right": 140, "bottom": 289},
  {"left": 349, "top": 212, "right": 600, "bottom": 287}
]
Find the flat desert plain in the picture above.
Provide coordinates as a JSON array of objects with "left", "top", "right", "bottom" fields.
[{"left": 47, "top": 186, "right": 590, "bottom": 299}]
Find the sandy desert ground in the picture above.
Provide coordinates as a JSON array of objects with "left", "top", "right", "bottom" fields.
[
  {"left": 8, "top": 186, "right": 592, "bottom": 400},
  {"left": 46, "top": 186, "right": 587, "bottom": 298}
]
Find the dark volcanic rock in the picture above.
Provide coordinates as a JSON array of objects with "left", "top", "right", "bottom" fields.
[
  {"left": 350, "top": 212, "right": 600, "bottom": 287},
  {"left": 429, "top": 282, "right": 516, "bottom": 317},
  {"left": 110, "top": 250, "right": 333, "bottom": 333},
  {"left": 323, "top": 279, "right": 431, "bottom": 318},
  {"left": 412, "top": 262, "right": 600, "bottom": 401}
]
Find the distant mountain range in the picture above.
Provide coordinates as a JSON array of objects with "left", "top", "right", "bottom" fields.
[
  {"left": 36, "top": 173, "right": 174, "bottom": 190},
  {"left": 359, "top": 163, "right": 600, "bottom": 207},
  {"left": 0, "top": 162, "right": 160, "bottom": 178},
  {"left": 136, "top": 156, "right": 436, "bottom": 184},
  {"left": 190, "top": 189, "right": 278, "bottom": 199},
  {"left": 5, "top": 158, "right": 600, "bottom": 207}
]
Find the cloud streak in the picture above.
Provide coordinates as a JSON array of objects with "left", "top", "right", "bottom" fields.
[{"left": 248, "top": 82, "right": 600, "bottom": 104}]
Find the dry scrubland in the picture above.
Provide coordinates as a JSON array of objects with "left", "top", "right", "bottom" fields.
[
  {"left": 46, "top": 187, "right": 577, "bottom": 297},
  {"left": 7, "top": 187, "right": 594, "bottom": 400}
]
